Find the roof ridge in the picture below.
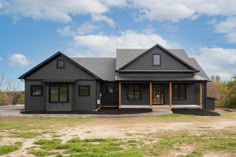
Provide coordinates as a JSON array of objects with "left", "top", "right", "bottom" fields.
[{"left": 71, "top": 57, "right": 115, "bottom": 59}]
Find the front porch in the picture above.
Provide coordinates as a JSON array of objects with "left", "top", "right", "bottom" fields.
[{"left": 118, "top": 81, "right": 204, "bottom": 109}]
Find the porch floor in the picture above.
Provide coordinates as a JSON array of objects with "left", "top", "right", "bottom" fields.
[{"left": 120, "top": 104, "right": 201, "bottom": 109}]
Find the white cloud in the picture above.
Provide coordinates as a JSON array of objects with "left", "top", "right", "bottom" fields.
[
  {"left": 194, "top": 47, "right": 236, "bottom": 80},
  {"left": 214, "top": 16, "right": 236, "bottom": 43},
  {"left": 8, "top": 53, "right": 29, "bottom": 67},
  {"left": 100, "top": 0, "right": 127, "bottom": 7},
  {"left": 131, "top": 0, "right": 236, "bottom": 22},
  {"left": 0, "top": 0, "right": 112, "bottom": 23},
  {"left": 72, "top": 30, "right": 171, "bottom": 57},
  {"left": 57, "top": 25, "right": 74, "bottom": 36},
  {"left": 0, "top": 57, "right": 3, "bottom": 62},
  {"left": 92, "top": 14, "right": 115, "bottom": 26},
  {"left": 57, "top": 23, "right": 98, "bottom": 36}
]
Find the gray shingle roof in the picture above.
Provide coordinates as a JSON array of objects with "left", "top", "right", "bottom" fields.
[
  {"left": 116, "top": 49, "right": 146, "bottom": 70},
  {"left": 71, "top": 48, "right": 210, "bottom": 81},
  {"left": 72, "top": 57, "right": 116, "bottom": 81}
]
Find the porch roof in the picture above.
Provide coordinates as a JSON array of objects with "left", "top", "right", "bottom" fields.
[
  {"left": 115, "top": 74, "right": 207, "bottom": 81},
  {"left": 42, "top": 79, "right": 76, "bottom": 83}
]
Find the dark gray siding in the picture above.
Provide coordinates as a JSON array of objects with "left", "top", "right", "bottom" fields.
[
  {"left": 121, "top": 83, "right": 149, "bottom": 105},
  {"left": 26, "top": 55, "right": 94, "bottom": 80},
  {"left": 101, "top": 82, "right": 118, "bottom": 106},
  {"left": 24, "top": 54, "right": 98, "bottom": 111},
  {"left": 25, "top": 81, "right": 46, "bottom": 111},
  {"left": 73, "top": 80, "right": 97, "bottom": 111},
  {"left": 122, "top": 47, "right": 192, "bottom": 71}
]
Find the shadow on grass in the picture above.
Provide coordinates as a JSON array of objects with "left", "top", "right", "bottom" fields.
[{"left": 171, "top": 108, "right": 220, "bottom": 116}]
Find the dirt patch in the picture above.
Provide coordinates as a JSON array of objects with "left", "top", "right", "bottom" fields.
[
  {"left": 164, "top": 144, "right": 195, "bottom": 157},
  {"left": 57, "top": 122, "right": 193, "bottom": 141},
  {"left": 172, "top": 108, "right": 220, "bottom": 116},
  {"left": 203, "top": 151, "right": 236, "bottom": 157}
]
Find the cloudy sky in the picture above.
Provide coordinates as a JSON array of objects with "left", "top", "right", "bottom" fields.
[{"left": 0, "top": 0, "right": 236, "bottom": 90}]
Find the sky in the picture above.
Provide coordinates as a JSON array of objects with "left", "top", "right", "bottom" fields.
[{"left": 0, "top": 0, "right": 236, "bottom": 90}]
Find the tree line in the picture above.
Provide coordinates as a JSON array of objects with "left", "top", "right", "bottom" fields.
[
  {"left": 0, "top": 74, "right": 24, "bottom": 105},
  {"left": 207, "top": 75, "right": 236, "bottom": 108}
]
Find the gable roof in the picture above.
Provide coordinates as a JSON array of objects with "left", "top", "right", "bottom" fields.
[
  {"left": 116, "top": 44, "right": 199, "bottom": 72},
  {"left": 72, "top": 57, "right": 116, "bottom": 81},
  {"left": 19, "top": 52, "right": 101, "bottom": 80},
  {"left": 116, "top": 47, "right": 210, "bottom": 81},
  {"left": 116, "top": 49, "right": 146, "bottom": 70},
  {"left": 19, "top": 46, "right": 210, "bottom": 81}
]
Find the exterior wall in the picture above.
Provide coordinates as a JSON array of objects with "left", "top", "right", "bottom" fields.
[
  {"left": 73, "top": 80, "right": 97, "bottom": 111},
  {"left": 25, "top": 80, "right": 46, "bottom": 111},
  {"left": 121, "top": 83, "right": 149, "bottom": 105},
  {"left": 24, "top": 54, "right": 98, "bottom": 112},
  {"left": 27, "top": 55, "right": 94, "bottom": 80},
  {"left": 101, "top": 82, "right": 118, "bottom": 106},
  {"left": 121, "top": 47, "right": 192, "bottom": 71}
]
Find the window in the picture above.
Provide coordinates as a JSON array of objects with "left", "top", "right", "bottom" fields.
[
  {"left": 153, "top": 54, "right": 161, "bottom": 65},
  {"left": 31, "top": 85, "right": 43, "bottom": 96},
  {"left": 107, "top": 84, "right": 114, "bottom": 94},
  {"left": 57, "top": 59, "right": 65, "bottom": 69},
  {"left": 79, "top": 85, "right": 90, "bottom": 96},
  {"left": 128, "top": 85, "right": 141, "bottom": 100},
  {"left": 173, "top": 84, "right": 186, "bottom": 100},
  {"left": 49, "top": 85, "right": 69, "bottom": 103}
]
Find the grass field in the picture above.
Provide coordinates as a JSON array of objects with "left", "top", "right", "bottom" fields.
[{"left": 0, "top": 108, "right": 235, "bottom": 157}]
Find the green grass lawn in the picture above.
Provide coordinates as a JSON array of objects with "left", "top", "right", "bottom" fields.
[{"left": 0, "top": 109, "right": 235, "bottom": 156}]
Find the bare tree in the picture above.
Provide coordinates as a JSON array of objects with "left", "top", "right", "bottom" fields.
[
  {"left": 6, "top": 80, "right": 20, "bottom": 105},
  {"left": 0, "top": 74, "right": 5, "bottom": 91}
]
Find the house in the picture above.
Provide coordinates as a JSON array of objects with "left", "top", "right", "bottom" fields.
[{"left": 19, "top": 44, "right": 211, "bottom": 112}]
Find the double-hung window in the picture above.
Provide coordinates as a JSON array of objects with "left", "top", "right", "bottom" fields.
[
  {"left": 31, "top": 85, "right": 43, "bottom": 96},
  {"left": 79, "top": 85, "right": 90, "bottom": 96}
]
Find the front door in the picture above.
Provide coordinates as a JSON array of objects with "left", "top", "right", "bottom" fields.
[{"left": 153, "top": 85, "right": 164, "bottom": 104}]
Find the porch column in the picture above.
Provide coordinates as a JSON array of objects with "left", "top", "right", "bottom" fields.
[
  {"left": 118, "top": 81, "right": 121, "bottom": 108},
  {"left": 200, "top": 82, "right": 203, "bottom": 108},
  {"left": 169, "top": 82, "right": 172, "bottom": 107},
  {"left": 149, "top": 82, "right": 152, "bottom": 107}
]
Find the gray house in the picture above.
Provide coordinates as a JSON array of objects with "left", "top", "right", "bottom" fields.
[{"left": 19, "top": 44, "right": 210, "bottom": 112}]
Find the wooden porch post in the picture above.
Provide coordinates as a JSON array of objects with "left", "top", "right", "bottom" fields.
[
  {"left": 200, "top": 82, "right": 203, "bottom": 108},
  {"left": 118, "top": 81, "right": 121, "bottom": 108},
  {"left": 169, "top": 82, "right": 172, "bottom": 107},
  {"left": 149, "top": 82, "right": 152, "bottom": 107}
]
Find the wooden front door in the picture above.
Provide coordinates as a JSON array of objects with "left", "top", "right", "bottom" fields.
[{"left": 153, "top": 85, "right": 164, "bottom": 104}]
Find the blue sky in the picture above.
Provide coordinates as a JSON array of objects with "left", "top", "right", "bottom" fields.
[{"left": 0, "top": 0, "right": 236, "bottom": 90}]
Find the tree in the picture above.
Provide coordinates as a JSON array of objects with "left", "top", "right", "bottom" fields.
[
  {"left": 207, "top": 75, "right": 228, "bottom": 106},
  {"left": 6, "top": 80, "right": 20, "bottom": 105},
  {"left": 0, "top": 74, "right": 5, "bottom": 90},
  {"left": 225, "top": 75, "right": 236, "bottom": 107}
]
